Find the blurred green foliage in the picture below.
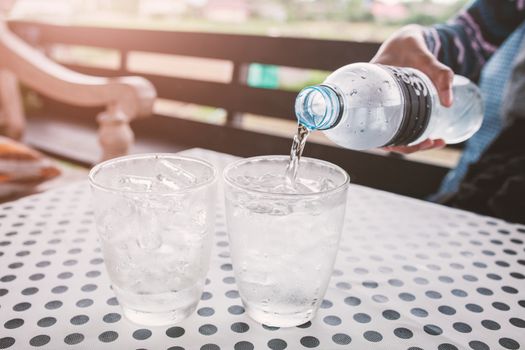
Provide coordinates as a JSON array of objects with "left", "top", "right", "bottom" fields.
[
  {"left": 398, "top": 0, "right": 470, "bottom": 25},
  {"left": 273, "top": 0, "right": 469, "bottom": 25}
]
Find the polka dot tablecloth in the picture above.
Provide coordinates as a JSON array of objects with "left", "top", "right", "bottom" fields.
[{"left": 1, "top": 148, "right": 524, "bottom": 350}]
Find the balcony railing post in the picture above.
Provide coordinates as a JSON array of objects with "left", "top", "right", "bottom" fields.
[
  {"left": 225, "top": 61, "right": 248, "bottom": 127},
  {"left": 97, "top": 105, "right": 134, "bottom": 161},
  {"left": 0, "top": 69, "right": 25, "bottom": 139},
  {"left": 119, "top": 49, "right": 128, "bottom": 74}
]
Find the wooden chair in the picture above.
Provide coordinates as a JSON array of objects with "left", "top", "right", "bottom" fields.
[{"left": 0, "top": 1, "right": 156, "bottom": 161}]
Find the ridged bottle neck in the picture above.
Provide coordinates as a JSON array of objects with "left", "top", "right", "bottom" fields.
[{"left": 295, "top": 84, "right": 343, "bottom": 130}]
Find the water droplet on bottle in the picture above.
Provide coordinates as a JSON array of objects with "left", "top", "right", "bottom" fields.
[
  {"left": 377, "top": 87, "right": 382, "bottom": 93},
  {"left": 350, "top": 89, "right": 358, "bottom": 96},
  {"left": 360, "top": 129, "right": 364, "bottom": 133},
  {"left": 360, "top": 75, "right": 366, "bottom": 80}
]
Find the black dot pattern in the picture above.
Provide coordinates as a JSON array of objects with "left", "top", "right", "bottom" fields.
[
  {"left": 166, "top": 327, "right": 185, "bottom": 338},
  {"left": 199, "top": 324, "right": 218, "bottom": 336},
  {"left": 133, "top": 329, "right": 152, "bottom": 340},
  {"left": 37, "top": 317, "right": 56, "bottom": 328},
  {"left": 234, "top": 341, "right": 254, "bottom": 350},
  {"left": 0, "top": 159, "right": 522, "bottom": 349},
  {"left": 268, "top": 338, "right": 288, "bottom": 349},
  {"left": 64, "top": 333, "right": 84, "bottom": 345},
  {"left": 70, "top": 314, "right": 89, "bottom": 325},
  {"left": 98, "top": 331, "right": 118, "bottom": 343},
  {"left": 363, "top": 330, "right": 383, "bottom": 342},
  {"left": 300, "top": 336, "right": 320, "bottom": 348},
  {"left": 102, "top": 313, "right": 121, "bottom": 323},
  {"left": 231, "top": 322, "right": 249, "bottom": 333},
  {"left": 3, "top": 318, "right": 24, "bottom": 329},
  {"left": 394, "top": 327, "right": 413, "bottom": 339}
]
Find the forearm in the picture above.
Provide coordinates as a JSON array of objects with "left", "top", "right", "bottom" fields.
[{"left": 424, "top": 0, "right": 525, "bottom": 82}]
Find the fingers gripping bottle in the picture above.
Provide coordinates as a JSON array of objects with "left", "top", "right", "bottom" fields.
[{"left": 295, "top": 63, "right": 484, "bottom": 150}]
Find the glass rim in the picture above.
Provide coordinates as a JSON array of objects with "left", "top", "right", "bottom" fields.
[
  {"left": 88, "top": 153, "right": 217, "bottom": 195},
  {"left": 223, "top": 155, "right": 350, "bottom": 198}
]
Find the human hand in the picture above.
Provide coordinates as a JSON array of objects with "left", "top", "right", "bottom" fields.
[
  {"left": 371, "top": 25, "right": 453, "bottom": 154},
  {"left": 371, "top": 25, "right": 454, "bottom": 107}
]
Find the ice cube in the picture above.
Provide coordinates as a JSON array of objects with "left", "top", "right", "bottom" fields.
[
  {"left": 241, "top": 270, "right": 271, "bottom": 286},
  {"left": 190, "top": 208, "right": 207, "bottom": 230},
  {"left": 246, "top": 201, "right": 274, "bottom": 214},
  {"left": 290, "top": 181, "right": 316, "bottom": 194},
  {"left": 273, "top": 183, "right": 297, "bottom": 194},
  {"left": 136, "top": 232, "right": 162, "bottom": 251},
  {"left": 269, "top": 202, "right": 293, "bottom": 216},
  {"left": 235, "top": 175, "right": 256, "bottom": 187},
  {"left": 118, "top": 175, "right": 153, "bottom": 191},
  {"left": 235, "top": 172, "right": 329, "bottom": 195},
  {"left": 239, "top": 256, "right": 273, "bottom": 286},
  {"left": 155, "top": 174, "right": 182, "bottom": 191},
  {"left": 302, "top": 199, "right": 323, "bottom": 216},
  {"left": 256, "top": 173, "right": 285, "bottom": 189},
  {"left": 320, "top": 178, "right": 337, "bottom": 191},
  {"left": 290, "top": 178, "right": 320, "bottom": 193},
  {"left": 156, "top": 160, "right": 197, "bottom": 188},
  {"left": 245, "top": 200, "right": 292, "bottom": 216}
]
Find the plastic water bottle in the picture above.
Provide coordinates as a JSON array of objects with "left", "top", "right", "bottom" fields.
[{"left": 295, "top": 63, "right": 484, "bottom": 150}]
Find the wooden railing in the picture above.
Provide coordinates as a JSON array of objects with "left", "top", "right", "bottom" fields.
[
  {"left": 1, "top": 20, "right": 156, "bottom": 160},
  {"left": 8, "top": 20, "right": 449, "bottom": 199}
]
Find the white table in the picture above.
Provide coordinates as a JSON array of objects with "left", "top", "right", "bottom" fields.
[{"left": 0, "top": 148, "right": 523, "bottom": 350}]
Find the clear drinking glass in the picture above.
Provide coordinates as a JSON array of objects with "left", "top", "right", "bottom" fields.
[
  {"left": 89, "top": 154, "right": 217, "bottom": 326},
  {"left": 223, "top": 155, "right": 349, "bottom": 327}
]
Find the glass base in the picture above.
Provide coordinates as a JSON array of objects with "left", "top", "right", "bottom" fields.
[
  {"left": 122, "top": 302, "right": 198, "bottom": 326},
  {"left": 244, "top": 303, "right": 316, "bottom": 328},
  {"left": 113, "top": 282, "right": 204, "bottom": 326}
]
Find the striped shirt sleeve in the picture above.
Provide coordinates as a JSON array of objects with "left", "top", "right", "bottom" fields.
[{"left": 423, "top": 0, "right": 525, "bottom": 82}]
